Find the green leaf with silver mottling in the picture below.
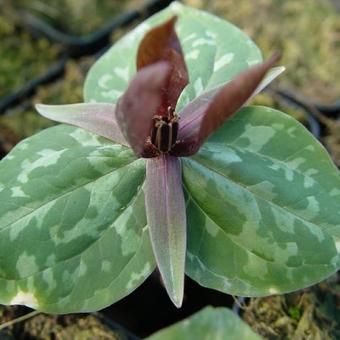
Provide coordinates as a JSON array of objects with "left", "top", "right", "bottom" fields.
[
  {"left": 0, "top": 125, "right": 155, "bottom": 313},
  {"left": 147, "top": 306, "right": 261, "bottom": 340},
  {"left": 84, "top": 1, "right": 262, "bottom": 111},
  {"left": 183, "top": 106, "right": 340, "bottom": 296}
]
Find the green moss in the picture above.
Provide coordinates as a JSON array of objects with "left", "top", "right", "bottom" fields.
[
  {"left": 185, "top": 0, "right": 340, "bottom": 103},
  {"left": 0, "top": 306, "right": 128, "bottom": 340},
  {"left": 0, "top": 12, "right": 61, "bottom": 98},
  {"left": 250, "top": 93, "right": 306, "bottom": 123},
  {"left": 242, "top": 273, "right": 340, "bottom": 339},
  {"left": 0, "top": 109, "right": 53, "bottom": 143},
  {"left": 9, "top": 0, "right": 135, "bottom": 36},
  {"left": 33, "top": 58, "right": 94, "bottom": 104},
  {"left": 288, "top": 306, "right": 302, "bottom": 321},
  {"left": 0, "top": 57, "right": 93, "bottom": 155},
  {"left": 24, "top": 313, "right": 126, "bottom": 340},
  {"left": 320, "top": 116, "right": 340, "bottom": 168}
]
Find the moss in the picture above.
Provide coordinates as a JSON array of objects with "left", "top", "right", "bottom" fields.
[
  {"left": 319, "top": 115, "right": 340, "bottom": 168},
  {"left": 0, "top": 306, "right": 129, "bottom": 340},
  {"left": 242, "top": 273, "right": 340, "bottom": 339},
  {"left": 250, "top": 92, "right": 307, "bottom": 123},
  {"left": 23, "top": 313, "right": 127, "bottom": 340},
  {"left": 0, "top": 306, "right": 25, "bottom": 339},
  {"left": 0, "top": 11, "right": 61, "bottom": 98},
  {"left": 33, "top": 57, "right": 94, "bottom": 104},
  {"left": 0, "top": 109, "right": 53, "bottom": 150},
  {"left": 0, "top": 57, "right": 93, "bottom": 155},
  {"left": 8, "top": 0, "right": 136, "bottom": 36},
  {"left": 288, "top": 306, "right": 302, "bottom": 322},
  {"left": 185, "top": 0, "right": 340, "bottom": 103}
]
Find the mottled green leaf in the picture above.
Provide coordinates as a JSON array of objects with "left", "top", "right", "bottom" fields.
[
  {"left": 0, "top": 125, "right": 155, "bottom": 313},
  {"left": 147, "top": 306, "right": 261, "bottom": 340},
  {"left": 183, "top": 106, "right": 340, "bottom": 296},
  {"left": 84, "top": 2, "right": 262, "bottom": 111}
]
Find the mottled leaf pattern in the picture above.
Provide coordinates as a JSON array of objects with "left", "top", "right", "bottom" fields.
[
  {"left": 0, "top": 125, "right": 154, "bottom": 313},
  {"left": 147, "top": 307, "right": 261, "bottom": 340},
  {"left": 84, "top": 2, "right": 263, "bottom": 111},
  {"left": 183, "top": 106, "right": 340, "bottom": 296}
]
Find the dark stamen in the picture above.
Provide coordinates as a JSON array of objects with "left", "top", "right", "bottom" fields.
[{"left": 150, "top": 108, "right": 179, "bottom": 153}]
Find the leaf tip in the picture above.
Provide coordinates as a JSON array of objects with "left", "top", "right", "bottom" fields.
[
  {"left": 267, "top": 52, "right": 282, "bottom": 66},
  {"left": 161, "top": 268, "right": 184, "bottom": 308},
  {"left": 167, "top": 284, "right": 184, "bottom": 308},
  {"left": 35, "top": 103, "right": 51, "bottom": 118},
  {"left": 35, "top": 103, "right": 45, "bottom": 112}
]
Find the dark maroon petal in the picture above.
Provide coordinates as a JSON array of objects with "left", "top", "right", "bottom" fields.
[
  {"left": 116, "top": 62, "right": 171, "bottom": 157},
  {"left": 145, "top": 155, "right": 186, "bottom": 307},
  {"left": 137, "top": 16, "right": 189, "bottom": 117},
  {"left": 171, "top": 53, "right": 281, "bottom": 156}
]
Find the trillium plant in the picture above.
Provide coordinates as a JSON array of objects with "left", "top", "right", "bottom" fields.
[{"left": 0, "top": 2, "right": 339, "bottom": 313}]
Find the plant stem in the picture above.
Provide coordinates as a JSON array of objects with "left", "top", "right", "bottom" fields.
[{"left": 0, "top": 310, "right": 40, "bottom": 331}]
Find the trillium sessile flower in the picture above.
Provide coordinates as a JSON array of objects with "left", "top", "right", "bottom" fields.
[{"left": 36, "top": 17, "right": 282, "bottom": 307}]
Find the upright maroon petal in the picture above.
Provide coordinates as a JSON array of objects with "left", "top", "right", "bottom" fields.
[
  {"left": 116, "top": 62, "right": 171, "bottom": 157},
  {"left": 137, "top": 16, "right": 189, "bottom": 117},
  {"left": 172, "top": 53, "right": 281, "bottom": 156}
]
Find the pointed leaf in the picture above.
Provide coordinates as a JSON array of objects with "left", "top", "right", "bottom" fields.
[
  {"left": 183, "top": 106, "right": 340, "bottom": 297},
  {"left": 0, "top": 125, "right": 155, "bottom": 313},
  {"left": 173, "top": 54, "right": 281, "bottom": 156},
  {"left": 35, "top": 103, "right": 128, "bottom": 146},
  {"left": 147, "top": 307, "right": 261, "bottom": 340},
  {"left": 84, "top": 2, "right": 262, "bottom": 110},
  {"left": 137, "top": 16, "right": 189, "bottom": 116},
  {"left": 115, "top": 62, "right": 170, "bottom": 157},
  {"left": 145, "top": 155, "right": 186, "bottom": 307}
]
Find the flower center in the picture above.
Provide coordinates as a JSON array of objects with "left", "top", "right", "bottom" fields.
[{"left": 151, "top": 106, "right": 179, "bottom": 153}]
